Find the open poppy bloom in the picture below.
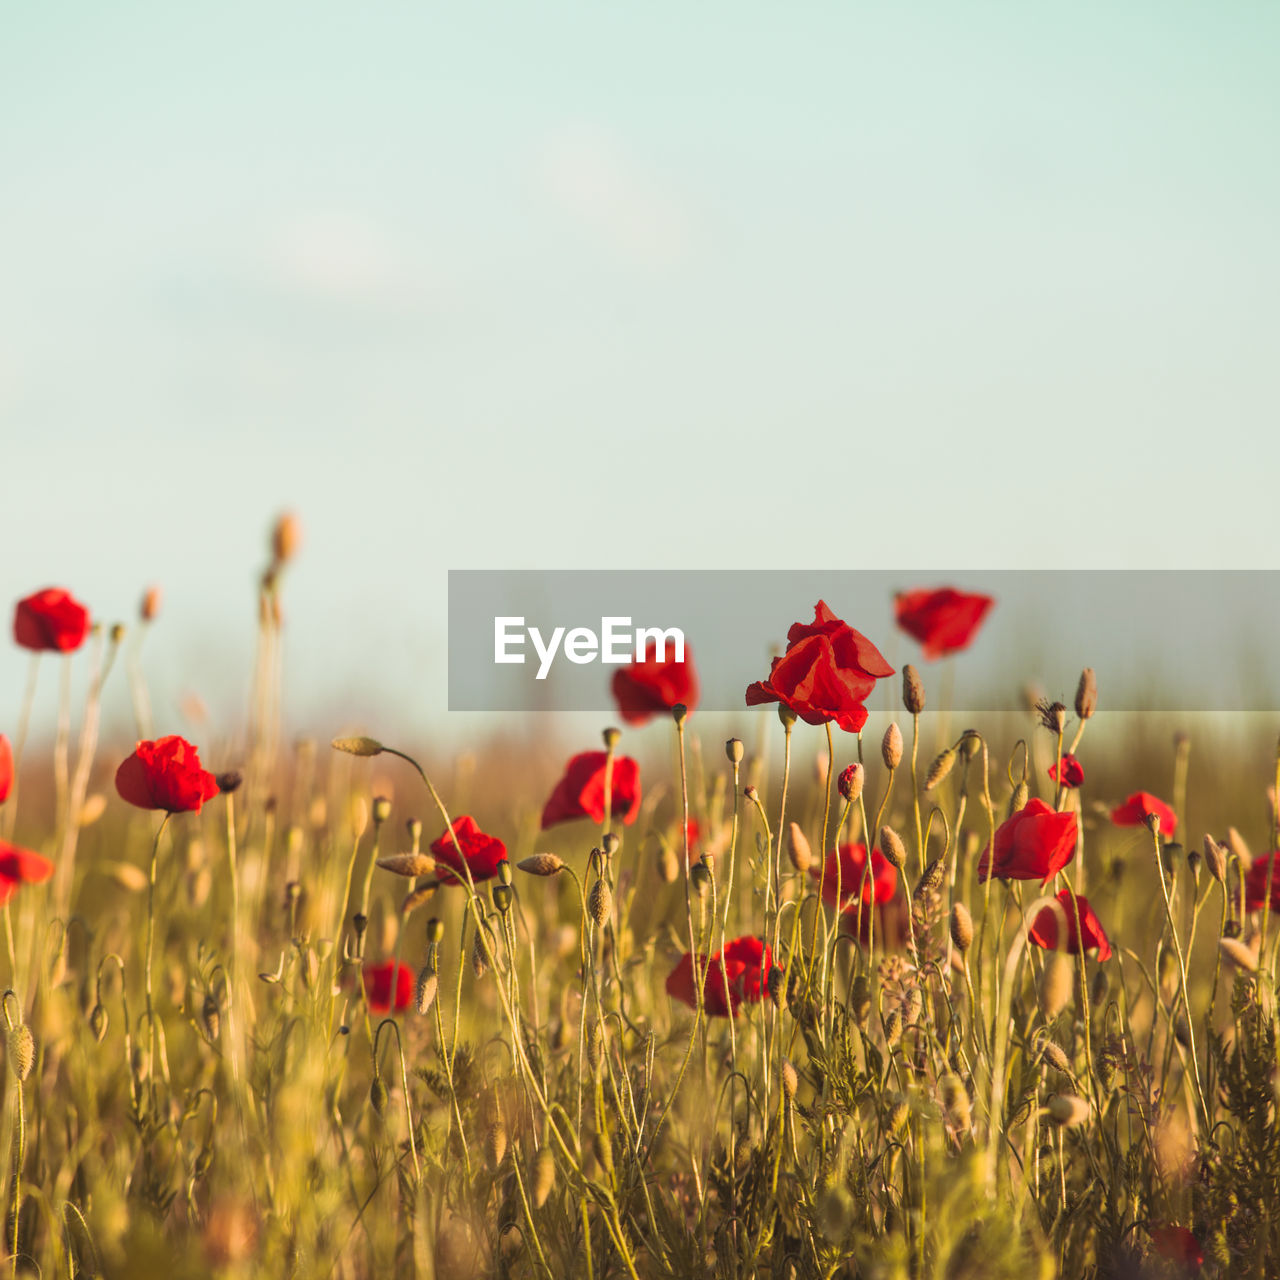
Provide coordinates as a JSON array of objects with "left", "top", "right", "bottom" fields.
[
  {"left": 541, "top": 751, "right": 641, "bottom": 828},
  {"left": 1111, "top": 792, "right": 1177, "bottom": 836},
  {"left": 0, "top": 842, "right": 54, "bottom": 907},
  {"left": 746, "top": 601, "right": 893, "bottom": 734},
  {"left": 1048, "top": 754, "right": 1084, "bottom": 788},
  {"left": 0, "top": 735, "right": 12, "bottom": 805},
  {"left": 429, "top": 815, "right": 508, "bottom": 884},
  {"left": 611, "top": 639, "right": 699, "bottom": 725},
  {"left": 1243, "top": 853, "right": 1280, "bottom": 914},
  {"left": 1027, "top": 889, "right": 1112, "bottom": 961},
  {"left": 893, "top": 588, "right": 995, "bottom": 660},
  {"left": 116, "top": 736, "right": 219, "bottom": 813},
  {"left": 666, "top": 936, "right": 771, "bottom": 1017},
  {"left": 1148, "top": 1223, "right": 1203, "bottom": 1269},
  {"left": 811, "top": 842, "right": 898, "bottom": 910},
  {"left": 978, "top": 798, "right": 1077, "bottom": 884},
  {"left": 361, "top": 960, "right": 414, "bottom": 1014},
  {"left": 14, "top": 588, "right": 91, "bottom": 653}
]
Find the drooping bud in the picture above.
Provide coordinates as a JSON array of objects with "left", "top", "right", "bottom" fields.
[
  {"left": 89, "top": 1004, "right": 108, "bottom": 1043},
  {"left": 914, "top": 858, "right": 944, "bottom": 901},
  {"left": 1041, "top": 1041, "right": 1072, "bottom": 1076},
  {"left": 519, "top": 853, "right": 565, "bottom": 877},
  {"left": 370, "top": 1077, "right": 389, "bottom": 1116},
  {"left": 902, "top": 665, "right": 926, "bottom": 715},
  {"left": 331, "top": 736, "right": 384, "bottom": 757},
  {"left": 377, "top": 853, "right": 437, "bottom": 878},
  {"left": 883, "top": 1010, "right": 903, "bottom": 1050}
]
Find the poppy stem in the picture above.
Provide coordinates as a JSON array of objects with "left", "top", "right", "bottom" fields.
[{"left": 142, "top": 811, "right": 172, "bottom": 1114}]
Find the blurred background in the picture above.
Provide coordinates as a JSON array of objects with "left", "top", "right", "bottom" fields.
[{"left": 2, "top": 1, "right": 1278, "bottom": 741}]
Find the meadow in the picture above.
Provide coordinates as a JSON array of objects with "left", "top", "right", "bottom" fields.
[{"left": 0, "top": 523, "right": 1276, "bottom": 1278}]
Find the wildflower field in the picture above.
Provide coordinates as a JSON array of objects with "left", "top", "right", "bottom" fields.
[{"left": 2, "top": 525, "right": 1278, "bottom": 1278}]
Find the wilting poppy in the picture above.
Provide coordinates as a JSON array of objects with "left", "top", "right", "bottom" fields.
[
  {"left": 115, "top": 736, "right": 220, "bottom": 813},
  {"left": 1111, "top": 792, "right": 1177, "bottom": 836},
  {"left": 811, "top": 843, "right": 898, "bottom": 910},
  {"left": 0, "top": 842, "right": 54, "bottom": 907},
  {"left": 746, "top": 600, "right": 894, "bottom": 734},
  {"left": 1027, "top": 889, "right": 1112, "bottom": 961},
  {"left": 893, "top": 588, "right": 995, "bottom": 660},
  {"left": 1048, "top": 754, "right": 1084, "bottom": 788},
  {"left": 1243, "top": 853, "right": 1280, "bottom": 914},
  {"left": 14, "top": 588, "right": 91, "bottom": 653},
  {"left": 0, "top": 735, "right": 12, "bottom": 805},
  {"left": 541, "top": 751, "right": 641, "bottom": 829},
  {"left": 666, "top": 936, "right": 771, "bottom": 1017},
  {"left": 978, "top": 798, "right": 1077, "bottom": 884},
  {"left": 1148, "top": 1223, "right": 1203, "bottom": 1269},
  {"left": 611, "top": 639, "right": 699, "bottom": 725},
  {"left": 429, "top": 815, "right": 508, "bottom": 884},
  {"left": 362, "top": 960, "right": 414, "bottom": 1014}
]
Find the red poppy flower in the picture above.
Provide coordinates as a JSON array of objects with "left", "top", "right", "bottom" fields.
[
  {"left": 611, "top": 639, "right": 699, "bottom": 725},
  {"left": 811, "top": 843, "right": 898, "bottom": 910},
  {"left": 115, "top": 736, "right": 220, "bottom": 813},
  {"left": 893, "top": 588, "right": 994, "bottom": 661},
  {"left": 978, "top": 798, "right": 1077, "bottom": 884},
  {"left": 14, "top": 588, "right": 91, "bottom": 653},
  {"left": 746, "top": 601, "right": 893, "bottom": 734},
  {"left": 1243, "top": 853, "right": 1280, "bottom": 914},
  {"left": 0, "top": 735, "right": 12, "bottom": 805},
  {"left": 1027, "top": 890, "right": 1112, "bottom": 961},
  {"left": 1148, "top": 1223, "right": 1203, "bottom": 1269},
  {"left": 429, "top": 814, "right": 508, "bottom": 884},
  {"left": 541, "top": 751, "right": 642, "bottom": 829},
  {"left": 0, "top": 842, "right": 54, "bottom": 907},
  {"left": 1048, "top": 754, "right": 1084, "bottom": 788},
  {"left": 839, "top": 894, "right": 911, "bottom": 951},
  {"left": 362, "top": 960, "right": 414, "bottom": 1014},
  {"left": 1111, "top": 792, "right": 1177, "bottom": 836},
  {"left": 666, "top": 936, "right": 771, "bottom": 1017}
]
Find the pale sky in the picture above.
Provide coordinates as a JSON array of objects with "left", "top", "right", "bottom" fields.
[{"left": 2, "top": 2, "right": 1278, "bottom": 739}]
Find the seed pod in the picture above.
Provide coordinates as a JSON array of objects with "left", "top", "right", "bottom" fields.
[
  {"left": 1008, "top": 781, "right": 1030, "bottom": 818},
  {"left": 1203, "top": 835, "right": 1227, "bottom": 885},
  {"left": 518, "top": 853, "right": 565, "bottom": 877},
  {"left": 530, "top": 1149, "right": 556, "bottom": 1210},
  {"left": 377, "top": 853, "right": 437, "bottom": 878},
  {"left": 89, "top": 1003, "right": 108, "bottom": 1043},
  {"left": 588, "top": 879, "right": 612, "bottom": 928},
  {"left": 427, "top": 917, "right": 445, "bottom": 945},
  {"left": 1074, "top": 669, "right": 1097, "bottom": 720},
  {"left": 1042, "top": 1041, "right": 1072, "bottom": 1076},
  {"left": 786, "top": 823, "right": 813, "bottom": 874},
  {"left": 202, "top": 993, "right": 221, "bottom": 1041},
  {"left": 950, "top": 903, "right": 974, "bottom": 952},
  {"left": 690, "top": 862, "right": 712, "bottom": 901},
  {"left": 882, "top": 724, "right": 903, "bottom": 770},
  {"left": 777, "top": 704, "right": 797, "bottom": 729},
  {"left": 492, "top": 884, "right": 513, "bottom": 914},
  {"left": 767, "top": 966, "right": 786, "bottom": 1010},
  {"left": 602, "top": 726, "right": 620, "bottom": 750},
  {"left": 486, "top": 1120, "right": 508, "bottom": 1169},
  {"left": 924, "top": 748, "right": 956, "bottom": 792},
  {"left": 6, "top": 1025, "right": 34, "bottom": 1081},
  {"left": 1047, "top": 1093, "right": 1090, "bottom": 1127},
  {"left": 416, "top": 966, "right": 438, "bottom": 1015},
  {"left": 902, "top": 665, "right": 926, "bottom": 715},
  {"left": 725, "top": 738, "right": 745, "bottom": 765},
  {"left": 958, "top": 732, "right": 981, "bottom": 763},
  {"left": 838, "top": 763, "right": 864, "bottom": 803},
  {"left": 371, "top": 796, "right": 392, "bottom": 826},
  {"left": 1040, "top": 954, "right": 1074, "bottom": 1020},
  {"left": 370, "top": 1077, "right": 389, "bottom": 1116},
  {"left": 879, "top": 826, "right": 906, "bottom": 871},
  {"left": 780, "top": 1058, "right": 799, "bottom": 1101},
  {"left": 331, "top": 736, "right": 384, "bottom": 757}
]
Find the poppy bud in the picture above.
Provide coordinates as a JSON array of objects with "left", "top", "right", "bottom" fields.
[
  {"left": 532, "top": 1148, "right": 556, "bottom": 1208},
  {"left": 887, "top": 1095, "right": 910, "bottom": 1136},
  {"left": 426, "top": 917, "right": 445, "bottom": 945},
  {"left": 370, "top": 1077, "right": 389, "bottom": 1116},
  {"left": 89, "top": 1003, "right": 108, "bottom": 1043},
  {"left": 914, "top": 858, "right": 944, "bottom": 900},
  {"left": 1220, "top": 936, "right": 1258, "bottom": 972},
  {"left": 883, "top": 1010, "right": 903, "bottom": 1050},
  {"left": 332, "top": 737, "right": 384, "bottom": 758},
  {"left": 406, "top": 816, "right": 422, "bottom": 845},
  {"left": 1008, "top": 781, "right": 1029, "bottom": 817},
  {"left": 882, "top": 724, "right": 903, "bottom": 770},
  {"left": 6, "top": 1025, "right": 34, "bottom": 1081},
  {"left": 939, "top": 1073, "right": 971, "bottom": 1130},
  {"left": 786, "top": 823, "right": 813, "bottom": 874},
  {"left": 849, "top": 975, "right": 872, "bottom": 1028},
  {"left": 497, "top": 860, "right": 513, "bottom": 887},
  {"left": 1203, "top": 835, "right": 1227, "bottom": 885},
  {"left": 1040, "top": 954, "right": 1074, "bottom": 1020},
  {"left": 1041, "top": 1041, "right": 1072, "bottom": 1076},
  {"left": 690, "top": 861, "right": 712, "bottom": 901},
  {"left": 924, "top": 748, "right": 956, "bottom": 791},
  {"left": 141, "top": 585, "right": 162, "bottom": 622},
  {"left": 588, "top": 878, "right": 612, "bottom": 927},
  {"left": 950, "top": 903, "right": 974, "bottom": 952},
  {"left": 587, "top": 1020, "right": 604, "bottom": 1075},
  {"left": 902, "top": 665, "right": 926, "bottom": 715},
  {"left": 377, "top": 853, "right": 437, "bottom": 878},
  {"left": 879, "top": 826, "right": 906, "bottom": 871},
  {"left": 657, "top": 843, "right": 679, "bottom": 883},
  {"left": 838, "top": 763, "right": 864, "bottom": 803},
  {"left": 416, "top": 966, "right": 438, "bottom": 1014},
  {"left": 1075, "top": 669, "right": 1097, "bottom": 720},
  {"left": 767, "top": 965, "right": 786, "bottom": 1009},
  {"left": 372, "top": 796, "right": 392, "bottom": 826},
  {"left": 671, "top": 703, "right": 688, "bottom": 727},
  {"left": 1046, "top": 1094, "right": 1090, "bottom": 1127},
  {"left": 958, "top": 732, "right": 981, "bottom": 763},
  {"left": 486, "top": 1119, "right": 508, "bottom": 1169},
  {"left": 725, "top": 738, "right": 744, "bottom": 765},
  {"left": 519, "top": 853, "right": 565, "bottom": 877},
  {"left": 472, "top": 929, "right": 489, "bottom": 979},
  {"left": 744, "top": 785, "right": 759, "bottom": 803},
  {"left": 271, "top": 512, "right": 302, "bottom": 564},
  {"left": 216, "top": 770, "right": 243, "bottom": 795},
  {"left": 780, "top": 1058, "right": 799, "bottom": 1101},
  {"left": 601, "top": 832, "right": 620, "bottom": 858}
]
